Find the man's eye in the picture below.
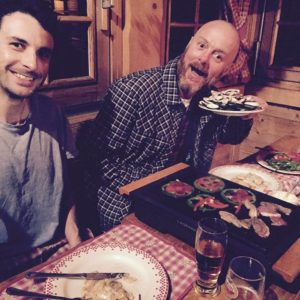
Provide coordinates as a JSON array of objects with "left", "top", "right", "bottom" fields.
[
  {"left": 38, "top": 48, "right": 52, "bottom": 60},
  {"left": 10, "top": 42, "right": 24, "bottom": 50},
  {"left": 199, "top": 43, "right": 206, "bottom": 49},
  {"left": 213, "top": 53, "right": 224, "bottom": 62}
]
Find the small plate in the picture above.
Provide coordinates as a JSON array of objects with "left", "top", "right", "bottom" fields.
[{"left": 256, "top": 152, "right": 300, "bottom": 175}]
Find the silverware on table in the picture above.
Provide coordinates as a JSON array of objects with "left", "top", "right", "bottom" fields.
[
  {"left": 26, "top": 271, "right": 127, "bottom": 280},
  {"left": 6, "top": 287, "right": 87, "bottom": 300}
]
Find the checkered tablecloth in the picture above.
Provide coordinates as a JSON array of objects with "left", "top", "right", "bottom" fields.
[{"left": 0, "top": 224, "right": 198, "bottom": 300}]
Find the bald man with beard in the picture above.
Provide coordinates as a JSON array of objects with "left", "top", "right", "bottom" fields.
[{"left": 78, "top": 20, "right": 265, "bottom": 232}]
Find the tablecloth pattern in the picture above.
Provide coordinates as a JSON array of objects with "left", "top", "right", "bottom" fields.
[{"left": 0, "top": 224, "right": 198, "bottom": 300}]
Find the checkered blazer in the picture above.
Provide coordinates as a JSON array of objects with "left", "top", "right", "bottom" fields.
[{"left": 79, "top": 57, "right": 253, "bottom": 230}]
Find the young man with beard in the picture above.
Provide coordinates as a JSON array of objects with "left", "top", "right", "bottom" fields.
[
  {"left": 78, "top": 20, "right": 266, "bottom": 232},
  {"left": 0, "top": 0, "right": 81, "bottom": 280}
]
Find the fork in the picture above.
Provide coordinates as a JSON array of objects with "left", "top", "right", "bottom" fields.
[{"left": 6, "top": 287, "right": 90, "bottom": 300}]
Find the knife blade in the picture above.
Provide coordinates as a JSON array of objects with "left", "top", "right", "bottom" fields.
[{"left": 26, "top": 271, "right": 127, "bottom": 280}]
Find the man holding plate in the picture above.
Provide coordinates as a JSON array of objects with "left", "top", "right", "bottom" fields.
[{"left": 78, "top": 20, "right": 267, "bottom": 232}]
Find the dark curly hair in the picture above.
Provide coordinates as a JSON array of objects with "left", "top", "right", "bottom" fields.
[{"left": 0, "top": 0, "right": 57, "bottom": 40}]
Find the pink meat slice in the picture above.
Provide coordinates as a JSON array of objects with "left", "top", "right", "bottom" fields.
[
  {"left": 270, "top": 216, "right": 287, "bottom": 226},
  {"left": 251, "top": 217, "right": 270, "bottom": 238}
]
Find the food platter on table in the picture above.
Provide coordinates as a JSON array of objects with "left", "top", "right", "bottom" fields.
[
  {"left": 45, "top": 244, "right": 169, "bottom": 300},
  {"left": 256, "top": 150, "right": 300, "bottom": 175},
  {"left": 209, "top": 164, "right": 281, "bottom": 193}
]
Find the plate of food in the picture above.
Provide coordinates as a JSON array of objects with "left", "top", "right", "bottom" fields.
[
  {"left": 256, "top": 150, "right": 300, "bottom": 175},
  {"left": 209, "top": 164, "right": 281, "bottom": 193},
  {"left": 45, "top": 244, "right": 169, "bottom": 300},
  {"left": 198, "top": 89, "right": 266, "bottom": 117}
]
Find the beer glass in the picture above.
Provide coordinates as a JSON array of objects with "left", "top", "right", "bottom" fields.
[
  {"left": 225, "top": 256, "right": 266, "bottom": 300},
  {"left": 194, "top": 217, "right": 228, "bottom": 296}
]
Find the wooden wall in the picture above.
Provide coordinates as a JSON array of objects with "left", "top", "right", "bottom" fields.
[{"left": 111, "top": 0, "right": 166, "bottom": 80}]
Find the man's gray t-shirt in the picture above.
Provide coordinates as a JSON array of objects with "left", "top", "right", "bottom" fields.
[{"left": 0, "top": 94, "right": 76, "bottom": 257}]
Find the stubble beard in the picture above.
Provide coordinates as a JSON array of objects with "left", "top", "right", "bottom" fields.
[
  {"left": 177, "top": 55, "right": 206, "bottom": 99},
  {"left": 4, "top": 86, "right": 32, "bottom": 102}
]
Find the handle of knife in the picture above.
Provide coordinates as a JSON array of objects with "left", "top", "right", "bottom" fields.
[
  {"left": 6, "top": 287, "right": 72, "bottom": 300},
  {"left": 26, "top": 271, "right": 85, "bottom": 279}
]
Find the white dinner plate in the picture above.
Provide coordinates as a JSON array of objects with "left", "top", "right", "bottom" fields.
[
  {"left": 256, "top": 152, "right": 300, "bottom": 175},
  {"left": 209, "top": 164, "right": 281, "bottom": 193},
  {"left": 45, "top": 244, "right": 169, "bottom": 300},
  {"left": 198, "top": 104, "right": 265, "bottom": 117},
  {"left": 198, "top": 96, "right": 266, "bottom": 117}
]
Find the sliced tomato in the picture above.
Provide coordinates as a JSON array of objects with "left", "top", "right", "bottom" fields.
[
  {"left": 272, "top": 152, "right": 290, "bottom": 161},
  {"left": 163, "top": 180, "right": 194, "bottom": 197},
  {"left": 194, "top": 176, "right": 225, "bottom": 193}
]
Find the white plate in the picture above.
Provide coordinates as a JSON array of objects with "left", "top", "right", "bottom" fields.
[
  {"left": 199, "top": 96, "right": 266, "bottom": 117},
  {"left": 198, "top": 104, "right": 265, "bottom": 117},
  {"left": 209, "top": 164, "right": 281, "bottom": 193},
  {"left": 256, "top": 152, "right": 300, "bottom": 175},
  {"left": 45, "top": 244, "right": 169, "bottom": 300}
]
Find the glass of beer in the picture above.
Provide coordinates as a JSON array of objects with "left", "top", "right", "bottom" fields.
[
  {"left": 225, "top": 256, "right": 266, "bottom": 300},
  {"left": 194, "top": 217, "right": 228, "bottom": 296}
]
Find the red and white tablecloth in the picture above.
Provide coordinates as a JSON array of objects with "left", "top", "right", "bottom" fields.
[{"left": 0, "top": 224, "right": 198, "bottom": 300}]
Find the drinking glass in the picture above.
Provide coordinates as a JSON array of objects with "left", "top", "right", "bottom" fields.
[
  {"left": 225, "top": 256, "right": 266, "bottom": 300},
  {"left": 194, "top": 217, "right": 228, "bottom": 296}
]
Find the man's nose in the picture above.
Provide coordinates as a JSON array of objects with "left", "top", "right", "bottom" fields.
[
  {"left": 21, "top": 50, "right": 38, "bottom": 70},
  {"left": 199, "top": 50, "right": 210, "bottom": 65}
]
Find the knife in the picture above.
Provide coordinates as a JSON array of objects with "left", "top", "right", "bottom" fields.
[
  {"left": 6, "top": 287, "right": 84, "bottom": 300},
  {"left": 26, "top": 271, "right": 127, "bottom": 280}
]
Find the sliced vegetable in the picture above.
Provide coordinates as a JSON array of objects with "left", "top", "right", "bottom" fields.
[
  {"left": 193, "top": 175, "right": 225, "bottom": 193},
  {"left": 162, "top": 180, "right": 194, "bottom": 198},
  {"left": 187, "top": 194, "right": 229, "bottom": 212},
  {"left": 221, "top": 188, "right": 256, "bottom": 205},
  {"left": 265, "top": 151, "right": 300, "bottom": 171}
]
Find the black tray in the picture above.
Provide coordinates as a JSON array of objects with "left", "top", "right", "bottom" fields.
[{"left": 131, "top": 166, "right": 300, "bottom": 292}]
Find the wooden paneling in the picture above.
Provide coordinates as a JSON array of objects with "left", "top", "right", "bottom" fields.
[{"left": 111, "top": 0, "right": 166, "bottom": 80}]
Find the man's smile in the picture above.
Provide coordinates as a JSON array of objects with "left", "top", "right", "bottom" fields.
[{"left": 11, "top": 70, "right": 35, "bottom": 81}]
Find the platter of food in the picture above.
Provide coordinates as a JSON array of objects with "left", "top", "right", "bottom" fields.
[
  {"left": 45, "top": 244, "right": 169, "bottom": 300},
  {"left": 256, "top": 150, "right": 300, "bottom": 175},
  {"left": 209, "top": 164, "right": 281, "bottom": 193},
  {"left": 198, "top": 89, "right": 266, "bottom": 117}
]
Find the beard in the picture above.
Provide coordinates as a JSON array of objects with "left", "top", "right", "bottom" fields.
[{"left": 177, "top": 56, "right": 205, "bottom": 99}]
